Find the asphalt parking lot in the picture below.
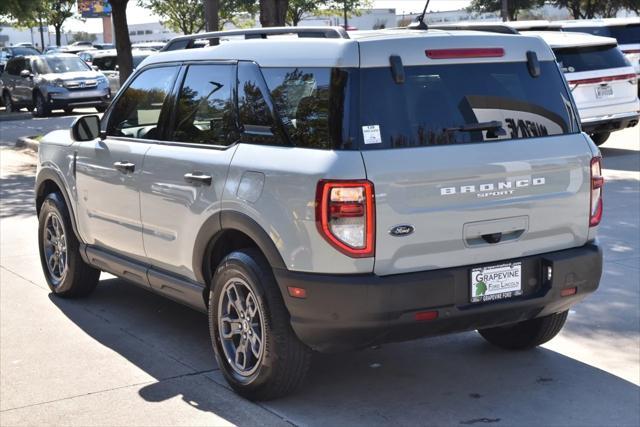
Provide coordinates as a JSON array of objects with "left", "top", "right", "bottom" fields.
[{"left": 0, "top": 114, "right": 639, "bottom": 426}]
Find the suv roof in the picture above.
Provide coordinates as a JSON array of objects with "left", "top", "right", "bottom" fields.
[
  {"left": 526, "top": 31, "right": 618, "bottom": 48},
  {"left": 143, "top": 27, "right": 555, "bottom": 69},
  {"left": 559, "top": 17, "right": 640, "bottom": 28}
]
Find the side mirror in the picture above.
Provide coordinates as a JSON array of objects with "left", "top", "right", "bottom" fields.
[
  {"left": 72, "top": 115, "right": 101, "bottom": 141},
  {"left": 20, "top": 69, "right": 32, "bottom": 78},
  {"left": 92, "top": 65, "right": 99, "bottom": 71}
]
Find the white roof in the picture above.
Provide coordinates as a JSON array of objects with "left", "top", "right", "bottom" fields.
[
  {"left": 141, "top": 28, "right": 556, "bottom": 69},
  {"left": 559, "top": 17, "right": 640, "bottom": 28},
  {"left": 526, "top": 31, "right": 618, "bottom": 48}
]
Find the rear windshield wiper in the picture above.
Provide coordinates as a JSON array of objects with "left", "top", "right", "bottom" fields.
[{"left": 444, "top": 120, "right": 507, "bottom": 139}]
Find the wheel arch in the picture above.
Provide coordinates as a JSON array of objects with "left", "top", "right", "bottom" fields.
[
  {"left": 36, "top": 168, "right": 82, "bottom": 242},
  {"left": 194, "top": 211, "right": 287, "bottom": 305}
]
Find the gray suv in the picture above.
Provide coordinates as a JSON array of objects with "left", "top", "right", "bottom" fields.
[
  {"left": 35, "top": 27, "right": 603, "bottom": 400},
  {"left": 1, "top": 53, "right": 111, "bottom": 116}
]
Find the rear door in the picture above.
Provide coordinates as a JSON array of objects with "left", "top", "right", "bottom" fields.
[
  {"left": 139, "top": 62, "right": 238, "bottom": 281},
  {"left": 357, "top": 49, "right": 592, "bottom": 276}
]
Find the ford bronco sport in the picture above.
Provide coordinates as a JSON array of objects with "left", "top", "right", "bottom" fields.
[{"left": 36, "top": 26, "right": 603, "bottom": 400}]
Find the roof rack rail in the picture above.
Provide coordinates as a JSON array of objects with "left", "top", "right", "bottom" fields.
[{"left": 161, "top": 26, "right": 350, "bottom": 52}]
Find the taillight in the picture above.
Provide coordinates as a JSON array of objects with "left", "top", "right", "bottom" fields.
[
  {"left": 589, "top": 157, "right": 604, "bottom": 227},
  {"left": 316, "top": 180, "right": 375, "bottom": 257},
  {"left": 568, "top": 73, "right": 637, "bottom": 86}
]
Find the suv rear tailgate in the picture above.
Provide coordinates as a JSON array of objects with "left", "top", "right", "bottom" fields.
[{"left": 364, "top": 134, "right": 592, "bottom": 275}]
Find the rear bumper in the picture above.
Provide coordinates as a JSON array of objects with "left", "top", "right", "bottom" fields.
[
  {"left": 274, "top": 243, "right": 602, "bottom": 353},
  {"left": 581, "top": 112, "right": 639, "bottom": 134}
]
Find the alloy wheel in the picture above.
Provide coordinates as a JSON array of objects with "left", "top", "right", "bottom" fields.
[
  {"left": 217, "top": 278, "right": 265, "bottom": 377},
  {"left": 42, "top": 212, "right": 68, "bottom": 284}
]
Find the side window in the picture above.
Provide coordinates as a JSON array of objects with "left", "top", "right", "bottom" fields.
[
  {"left": 7, "top": 59, "right": 22, "bottom": 75},
  {"left": 171, "top": 64, "right": 236, "bottom": 145},
  {"left": 263, "top": 67, "right": 349, "bottom": 150},
  {"left": 106, "top": 66, "right": 178, "bottom": 140},
  {"left": 237, "top": 62, "right": 275, "bottom": 132}
]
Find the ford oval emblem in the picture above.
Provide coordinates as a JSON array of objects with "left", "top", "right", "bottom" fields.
[{"left": 389, "top": 224, "right": 414, "bottom": 237}]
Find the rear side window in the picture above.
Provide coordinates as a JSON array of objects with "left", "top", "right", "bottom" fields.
[
  {"left": 92, "top": 56, "right": 117, "bottom": 71},
  {"left": 172, "top": 64, "right": 236, "bottom": 146},
  {"left": 262, "top": 67, "right": 350, "bottom": 150},
  {"left": 554, "top": 44, "right": 629, "bottom": 73},
  {"left": 237, "top": 61, "right": 275, "bottom": 130},
  {"left": 359, "top": 61, "right": 578, "bottom": 149}
]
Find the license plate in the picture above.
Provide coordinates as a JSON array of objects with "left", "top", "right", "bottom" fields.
[
  {"left": 471, "top": 262, "right": 522, "bottom": 303},
  {"left": 595, "top": 85, "right": 614, "bottom": 99}
]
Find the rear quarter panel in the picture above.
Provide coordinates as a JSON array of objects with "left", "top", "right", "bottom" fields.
[{"left": 223, "top": 144, "right": 373, "bottom": 274}]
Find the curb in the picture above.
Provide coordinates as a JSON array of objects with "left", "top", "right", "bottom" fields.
[
  {"left": 16, "top": 136, "right": 40, "bottom": 152},
  {"left": 0, "top": 112, "right": 32, "bottom": 122}
]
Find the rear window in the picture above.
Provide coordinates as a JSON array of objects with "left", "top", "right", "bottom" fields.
[
  {"left": 358, "top": 61, "right": 578, "bottom": 149},
  {"left": 12, "top": 47, "right": 40, "bottom": 56},
  {"left": 554, "top": 44, "right": 629, "bottom": 73},
  {"left": 563, "top": 24, "right": 640, "bottom": 45}
]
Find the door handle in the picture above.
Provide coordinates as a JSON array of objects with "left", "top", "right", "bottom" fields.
[
  {"left": 184, "top": 172, "right": 212, "bottom": 186},
  {"left": 113, "top": 161, "right": 135, "bottom": 173}
]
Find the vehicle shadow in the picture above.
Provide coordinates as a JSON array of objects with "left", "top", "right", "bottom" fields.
[
  {"left": 600, "top": 146, "right": 640, "bottom": 173},
  {"left": 0, "top": 169, "right": 36, "bottom": 218},
  {"left": 49, "top": 276, "right": 640, "bottom": 426}
]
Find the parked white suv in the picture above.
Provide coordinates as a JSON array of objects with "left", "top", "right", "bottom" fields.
[
  {"left": 561, "top": 18, "right": 640, "bottom": 83},
  {"left": 531, "top": 31, "right": 639, "bottom": 145}
]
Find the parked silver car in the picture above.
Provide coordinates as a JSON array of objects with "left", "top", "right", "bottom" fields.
[
  {"left": 83, "top": 49, "right": 155, "bottom": 93},
  {"left": 1, "top": 53, "right": 111, "bottom": 116}
]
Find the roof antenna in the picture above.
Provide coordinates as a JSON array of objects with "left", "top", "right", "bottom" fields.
[{"left": 408, "top": 0, "right": 431, "bottom": 30}]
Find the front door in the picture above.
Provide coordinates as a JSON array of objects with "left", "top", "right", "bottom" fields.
[
  {"left": 139, "top": 63, "right": 238, "bottom": 281},
  {"left": 75, "top": 65, "right": 180, "bottom": 261}
]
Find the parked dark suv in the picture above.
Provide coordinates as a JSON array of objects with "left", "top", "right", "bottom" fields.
[
  {"left": 0, "top": 46, "right": 41, "bottom": 73},
  {"left": 1, "top": 54, "right": 111, "bottom": 116}
]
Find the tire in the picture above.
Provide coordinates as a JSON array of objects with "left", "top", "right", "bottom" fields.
[
  {"left": 209, "top": 248, "right": 312, "bottom": 400},
  {"left": 33, "top": 92, "right": 50, "bottom": 117},
  {"left": 590, "top": 132, "right": 610, "bottom": 146},
  {"left": 3, "top": 92, "right": 15, "bottom": 113},
  {"left": 64, "top": 107, "right": 74, "bottom": 114},
  {"left": 478, "top": 310, "right": 568, "bottom": 350},
  {"left": 38, "top": 193, "right": 100, "bottom": 297}
]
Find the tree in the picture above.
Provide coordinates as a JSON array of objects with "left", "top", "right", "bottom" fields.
[
  {"left": 48, "top": 0, "right": 75, "bottom": 46},
  {"left": 549, "top": 0, "right": 639, "bottom": 18},
  {"left": 109, "top": 0, "right": 133, "bottom": 84},
  {"left": 260, "top": 0, "right": 288, "bottom": 27},
  {"left": 467, "top": 0, "right": 545, "bottom": 21},
  {"left": 287, "top": 0, "right": 327, "bottom": 26},
  {"left": 204, "top": 0, "right": 219, "bottom": 32},
  {"left": 70, "top": 31, "right": 97, "bottom": 43},
  {"left": 138, "top": 0, "right": 205, "bottom": 34},
  {"left": 326, "top": 0, "right": 371, "bottom": 28},
  {"left": 0, "top": 0, "right": 40, "bottom": 21}
]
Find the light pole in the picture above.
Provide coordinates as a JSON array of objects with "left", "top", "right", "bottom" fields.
[{"left": 501, "top": 0, "right": 509, "bottom": 22}]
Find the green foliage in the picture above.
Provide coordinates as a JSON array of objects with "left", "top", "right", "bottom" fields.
[
  {"left": 287, "top": 0, "right": 328, "bottom": 26},
  {"left": 0, "top": 0, "right": 41, "bottom": 22},
  {"left": 138, "top": 0, "right": 258, "bottom": 34},
  {"left": 549, "top": 0, "right": 639, "bottom": 18},
  {"left": 467, "top": 0, "right": 545, "bottom": 20},
  {"left": 70, "top": 31, "right": 97, "bottom": 43}
]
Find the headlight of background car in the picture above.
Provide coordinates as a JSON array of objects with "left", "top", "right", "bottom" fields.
[
  {"left": 97, "top": 76, "right": 108, "bottom": 85},
  {"left": 47, "top": 78, "right": 65, "bottom": 87}
]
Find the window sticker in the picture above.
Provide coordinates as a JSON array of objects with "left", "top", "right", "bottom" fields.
[{"left": 362, "top": 125, "right": 382, "bottom": 144}]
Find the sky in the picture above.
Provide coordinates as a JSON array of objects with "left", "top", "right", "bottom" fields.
[{"left": 66, "top": 0, "right": 473, "bottom": 31}]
